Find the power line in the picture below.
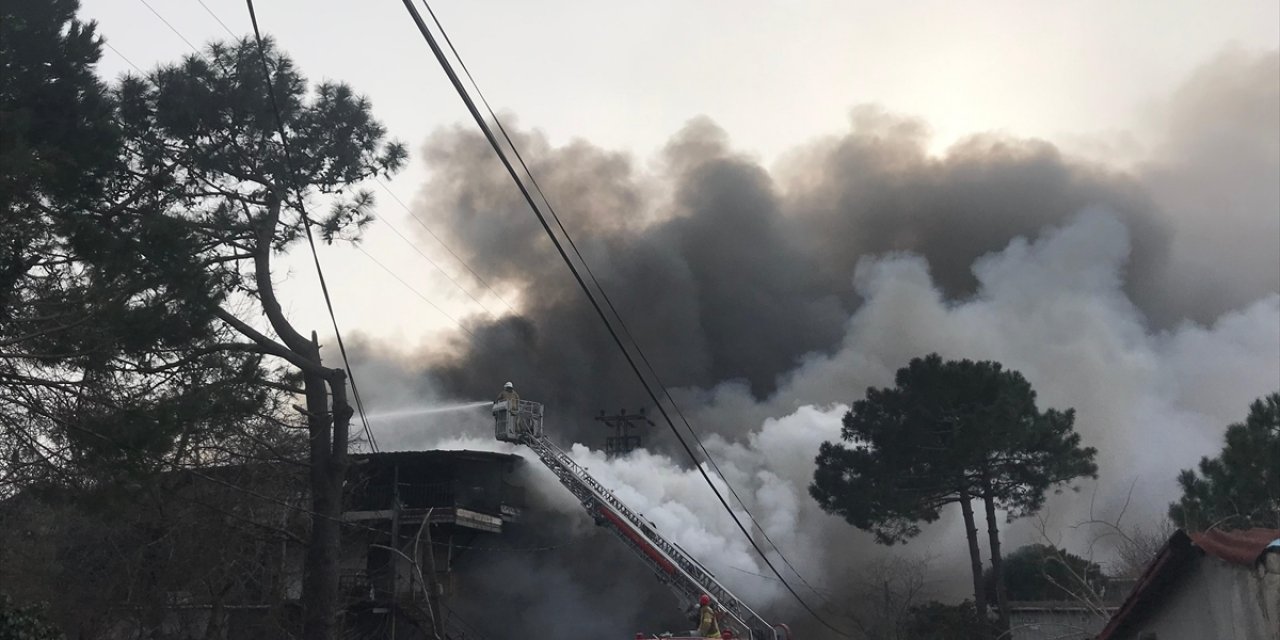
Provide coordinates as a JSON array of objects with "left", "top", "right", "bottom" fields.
[
  {"left": 373, "top": 177, "right": 518, "bottom": 315},
  {"left": 138, "top": 0, "right": 380, "bottom": 452},
  {"left": 419, "top": 0, "right": 834, "bottom": 618},
  {"left": 102, "top": 41, "right": 143, "bottom": 74},
  {"left": 416, "top": 0, "right": 831, "bottom": 607},
  {"left": 147, "top": 0, "right": 501, "bottom": 450},
  {"left": 179, "top": 0, "right": 502, "bottom": 329},
  {"left": 138, "top": 0, "right": 201, "bottom": 54},
  {"left": 175, "top": 0, "right": 516, "bottom": 324},
  {"left": 354, "top": 246, "right": 475, "bottom": 338},
  {"left": 721, "top": 564, "right": 839, "bottom": 599},
  {"left": 140, "top": 0, "right": 833, "bottom": 626},
  {"left": 194, "top": 0, "right": 238, "bottom": 38},
  {"left": 374, "top": 209, "right": 502, "bottom": 317},
  {"left": 397, "top": 3, "right": 848, "bottom": 635},
  {"left": 244, "top": 0, "right": 377, "bottom": 452},
  {"left": 184, "top": 0, "right": 519, "bottom": 324}
]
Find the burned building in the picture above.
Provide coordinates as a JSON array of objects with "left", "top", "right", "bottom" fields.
[
  {"left": 341, "top": 449, "right": 525, "bottom": 637},
  {"left": 1007, "top": 601, "right": 1119, "bottom": 640},
  {"left": 0, "top": 449, "right": 525, "bottom": 640}
]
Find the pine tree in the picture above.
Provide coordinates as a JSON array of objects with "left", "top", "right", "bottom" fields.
[
  {"left": 1, "top": 0, "right": 277, "bottom": 491},
  {"left": 1169, "top": 392, "right": 1280, "bottom": 531},
  {"left": 811, "top": 354, "right": 1097, "bottom": 636},
  {"left": 113, "top": 37, "right": 404, "bottom": 639}
]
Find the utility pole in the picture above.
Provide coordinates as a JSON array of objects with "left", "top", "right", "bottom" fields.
[{"left": 595, "top": 408, "right": 654, "bottom": 458}]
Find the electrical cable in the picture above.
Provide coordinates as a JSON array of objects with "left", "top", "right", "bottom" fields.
[
  {"left": 374, "top": 210, "right": 501, "bottom": 317},
  {"left": 721, "top": 564, "right": 839, "bottom": 598},
  {"left": 179, "top": 0, "right": 514, "bottom": 441},
  {"left": 194, "top": 0, "right": 238, "bottom": 38},
  {"left": 244, "top": 0, "right": 377, "bottom": 452},
  {"left": 145, "top": 0, "right": 833, "bottom": 625},
  {"left": 373, "top": 176, "right": 518, "bottom": 315},
  {"left": 138, "top": 0, "right": 201, "bottom": 54},
  {"left": 165, "top": 0, "right": 510, "bottom": 325},
  {"left": 397, "top": 3, "right": 848, "bottom": 634},
  {"left": 418, "top": 0, "right": 832, "bottom": 606},
  {"left": 354, "top": 246, "right": 476, "bottom": 338},
  {"left": 420, "top": 0, "right": 835, "bottom": 614},
  {"left": 103, "top": 41, "right": 143, "bottom": 73},
  {"left": 126, "top": 3, "right": 377, "bottom": 451}
]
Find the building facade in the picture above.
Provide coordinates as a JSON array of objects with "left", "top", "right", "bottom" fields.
[
  {"left": 1097, "top": 528, "right": 1280, "bottom": 640},
  {"left": 0, "top": 449, "right": 524, "bottom": 640}
]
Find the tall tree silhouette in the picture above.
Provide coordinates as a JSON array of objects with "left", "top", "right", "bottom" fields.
[{"left": 811, "top": 354, "right": 1097, "bottom": 636}]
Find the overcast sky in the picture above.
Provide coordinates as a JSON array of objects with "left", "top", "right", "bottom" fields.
[{"left": 81, "top": 0, "right": 1279, "bottom": 347}]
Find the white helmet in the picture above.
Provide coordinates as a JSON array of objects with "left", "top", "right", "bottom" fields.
[{"left": 504, "top": 381, "right": 514, "bottom": 389}]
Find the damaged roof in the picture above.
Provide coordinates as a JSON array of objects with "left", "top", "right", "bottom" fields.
[
  {"left": 1095, "top": 527, "right": 1280, "bottom": 640},
  {"left": 1188, "top": 527, "right": 1280, "bottom": 566}
]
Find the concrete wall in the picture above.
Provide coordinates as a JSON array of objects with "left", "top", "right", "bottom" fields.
[{"left": 1121, "top": 552, "right": 1280, "bottom": 640}]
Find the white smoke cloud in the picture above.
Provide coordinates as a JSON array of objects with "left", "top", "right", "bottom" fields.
[{"left": 691, "top": 209, "right": 1277, "bottom": 562}]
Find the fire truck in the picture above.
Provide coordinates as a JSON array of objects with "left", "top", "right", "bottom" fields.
[{"left": 494, "top": 399, "right": 794, "bottom": 640}]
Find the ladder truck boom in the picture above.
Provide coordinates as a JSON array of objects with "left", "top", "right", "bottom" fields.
[{"left": 494, "top": 399, "right": 793, "bottom": 640}]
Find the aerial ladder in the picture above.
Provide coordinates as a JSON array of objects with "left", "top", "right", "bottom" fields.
[{"left": 494, "top": 398, "right": 794, "bottom": 640}]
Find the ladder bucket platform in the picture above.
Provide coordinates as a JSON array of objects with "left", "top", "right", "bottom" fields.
[{"left": 494, "top": 399, "right": 544, "bottom": 443}]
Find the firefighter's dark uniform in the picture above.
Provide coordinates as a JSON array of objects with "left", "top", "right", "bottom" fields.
[{"left": 497, "top": 389, "right": 520, "bottom": 410}]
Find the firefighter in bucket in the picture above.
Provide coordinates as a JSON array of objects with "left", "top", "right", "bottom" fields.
[
  {"left": 493, "top": 381, "right": 523, "bottom": 442},
  {"left": 497, "top": 381, "right": 520, "bottom": 409}
]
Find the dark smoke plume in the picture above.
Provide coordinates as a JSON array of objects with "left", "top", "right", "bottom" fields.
[
  {"left": 351, "top": 49, "right": 1278, "bottom": 640},
  {"left": 1137, "top": 48, "right": 1280, "bottom": 322},
  {"left": 412, "top": 116, "right": 1179, "bottom": 445},
  {"left": 404, "top": 52, "right": 1276, "bottom": 442}
]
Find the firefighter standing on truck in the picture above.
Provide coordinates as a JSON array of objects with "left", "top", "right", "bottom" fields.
[
  {"left": 692, "top": 594, "right": 720, "bottom": 638},
  {"left": 497, "top": 381, "right": 520, "bottom": 410}
]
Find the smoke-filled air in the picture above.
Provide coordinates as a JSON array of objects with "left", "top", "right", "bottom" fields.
[
  {"left": 355, "top": 48, "right": 1279, "bottom": 638},
  {"left": 7, "top": 2, "right": 1280, "bottom": 638}
]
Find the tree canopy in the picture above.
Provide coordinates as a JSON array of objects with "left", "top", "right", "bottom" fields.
[
  {"left": 107, "top": 33, "right": 404, "bottom": 640},
  {"left": 1, "top": 4, "right": 403, "bottom": 637},
  {"left": 903, "top": 601, "right": 987, "bottom": 640},
  {"left": 0, "top": 0, "right": 288, "bottom": 493},
  {"left": 1169, "top": 392, "right": 1280, "bottom": 531},
  {"left": 0, "top": 0, "right": 116, "bottom": 220},
  {"left": 810, "top": 353, "right": 1098, "bottom": 633},
  {"left": 0, "top": 594, "right": 62, "bottom": 640},
  {"left": 987, "top": 544, "right": 1108, "bottom": 603},
  {"left": 810, "top": 354, "right": 1097, "bottom": 543}
]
